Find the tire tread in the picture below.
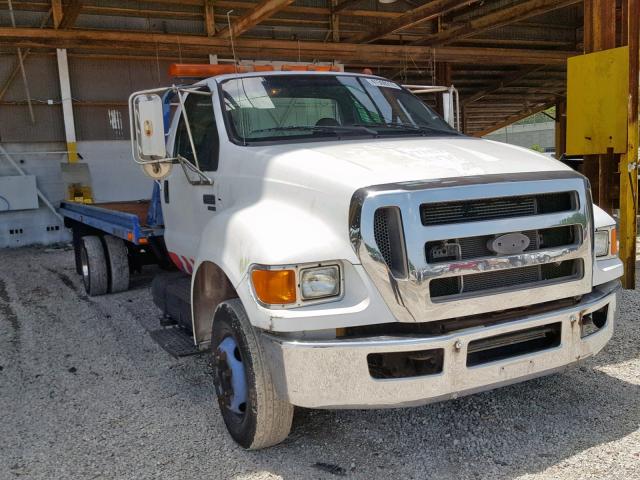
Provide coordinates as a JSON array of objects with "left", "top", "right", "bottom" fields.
[
  {"left": 81, "top": 236, "right": 108, "bottom": 296},
  {"left": 215, "top": 299, "right": 294, "bottom": 449},
  {"left": 103, "top": 235, "right": 130, "bottom": 293}
]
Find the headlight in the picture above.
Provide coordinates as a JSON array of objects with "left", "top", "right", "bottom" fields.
[
  {"left": 594, "top": 230, "right": 609, "bottom": 257},
  {"left": 300, "top": 265, "right": 340, "bottom": 300},
  {"left": 594, "top": 227, "right": 617, "bottom": 257}
]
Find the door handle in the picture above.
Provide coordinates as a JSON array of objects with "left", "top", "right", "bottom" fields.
[{"left": 203, "top": 194, "right": 216, "bottom": 211}]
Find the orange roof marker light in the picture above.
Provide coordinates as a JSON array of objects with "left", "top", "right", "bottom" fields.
[
  {"left": 168, "top": 63, "right": 340, "bottom": 78},
  {"left": 281, "top": 64, "right": 338, "bottom": 72},
  {"left": 168, "top": 63, "right": 249, "bottom": 78}
]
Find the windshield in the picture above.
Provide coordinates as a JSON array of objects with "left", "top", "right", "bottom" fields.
[{"left": 219, "top": 74, "right": 459, "bottom": 144}]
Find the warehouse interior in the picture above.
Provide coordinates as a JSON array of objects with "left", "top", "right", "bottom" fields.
[
  {"left": 0, "top": 0, "right": 638, "bottom": 286},
  {"left": 2, "top": 1, "right": 640, "bottom": 477}
]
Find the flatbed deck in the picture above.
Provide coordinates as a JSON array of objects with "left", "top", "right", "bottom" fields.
[{"left": 60, "top": 200, "right": 164, "bottom": 245}]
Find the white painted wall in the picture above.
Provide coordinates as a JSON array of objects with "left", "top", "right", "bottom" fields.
[
  {"left": 79, "top": 140, "right": 152, "bottom": 202},
  {"left": 0, "top": 140, "right": 152, "bottom": 248}
]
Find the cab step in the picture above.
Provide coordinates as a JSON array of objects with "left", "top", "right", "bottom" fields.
[{"left": 149, "top": 326, "right": 203, "bottom": 358}]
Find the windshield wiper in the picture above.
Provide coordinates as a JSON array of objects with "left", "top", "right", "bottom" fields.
[
  {"left": 356, "top": 122, "right": 460, "bottom": 136},
  {"left": 249, "top": 125, "right": 378, "bottom": 137}
]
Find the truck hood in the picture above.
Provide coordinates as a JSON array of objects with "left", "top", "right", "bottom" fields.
[
  {"left": 218, "top": 136, "right": 581, "bottom": 272},
  {"left": 255, "top": 136, "right": 571, "bottom": 192}
]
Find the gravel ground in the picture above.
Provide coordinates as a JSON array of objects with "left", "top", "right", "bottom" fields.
[{"left": 1, "top": 245, "right": 639, "bottom": 480}]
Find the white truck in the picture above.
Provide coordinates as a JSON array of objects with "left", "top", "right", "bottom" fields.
[{"left": 62, "top": 65, "right": 623, "bottom": 449}]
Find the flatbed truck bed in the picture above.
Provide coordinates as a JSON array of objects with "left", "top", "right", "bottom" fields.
[{"left": 59, "top": 199, "right": 164, "bottom": 246}]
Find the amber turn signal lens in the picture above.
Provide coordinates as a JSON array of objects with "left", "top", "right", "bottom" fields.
[
  {"left": 251, "top": 269, "right": 296, "bottom": 305},
  {"left": 610, "top": 228, "right": 618, "bottom": 255}
]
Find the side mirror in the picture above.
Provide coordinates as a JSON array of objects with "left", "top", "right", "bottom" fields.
[{"left": 130, "top": 93, "right": 167, "bottom": 161}]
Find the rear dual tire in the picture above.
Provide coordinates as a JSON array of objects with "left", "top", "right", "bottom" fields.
[
  {"left": 78, "top": 235, "right": 130, "bottom": 296},
  {"left": 80, "top": 236, "right": 108, "bottom": 296},
  {"left": 103, "top": 235, "right": 130, "bottom": 293}
]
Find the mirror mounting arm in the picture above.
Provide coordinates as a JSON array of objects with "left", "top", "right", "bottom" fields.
[{"left": 176, "top": 155, "right": 214, "bottom": 186}]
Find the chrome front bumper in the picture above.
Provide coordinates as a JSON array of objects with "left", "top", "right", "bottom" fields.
[{"left": 260, "top": 282, "right": 619, "bottom": 409}]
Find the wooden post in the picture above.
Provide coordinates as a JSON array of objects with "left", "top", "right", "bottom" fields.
[
  {"left": 52, "top": 0, "right": 63, "bottom": 29},
  {"left": 204, "top": 0, "right": 216, "bottom": 37},
  {"left": 331, "top": 0, "right": 340, "bottom": 42},
  {"left": 619, "top": 0, "right": 639, "bottom": 289},
  {"left": 581, "top": 0, "right": 597, "bottom": 198},
  {"left": 554, "top": 100, "right": 566, "bottom": 159},
  {"left": 599, "top": 147, "right": 616, "bottom": 213}
]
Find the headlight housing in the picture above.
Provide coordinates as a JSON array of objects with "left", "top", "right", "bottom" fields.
[
  {"left": 594, "top": 226, "right": 617, "bottom": 258},
  {"left": 250, "top": 262, "right": 342, "bottom": 307},
  {"left": 300, "top": 265, "right": 340, "bottom": 300}
]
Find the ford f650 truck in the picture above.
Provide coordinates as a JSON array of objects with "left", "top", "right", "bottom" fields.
[{"left": 61, "top": 65, "right": 623, "bottom": 449}]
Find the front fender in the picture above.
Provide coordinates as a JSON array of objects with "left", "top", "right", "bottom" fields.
[
  {"left": 195, "top": 198, "right": 359, "bottom": 288},
  {"left": 190, "top": 199, "right": 363, "bottom": 339}
]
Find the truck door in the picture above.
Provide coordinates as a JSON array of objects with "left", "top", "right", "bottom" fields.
[{"left": 162, "top": 88, "right": 220, "bottom": 273}]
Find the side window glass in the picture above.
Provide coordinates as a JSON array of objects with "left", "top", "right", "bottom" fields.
[{"left": 174, "top": 91, "right": 219, "bottom": 171}]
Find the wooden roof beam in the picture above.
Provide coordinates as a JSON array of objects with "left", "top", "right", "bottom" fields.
[
  {"left": 5, "top": 0, "right": 404, "bottom": 20},
  {"left": 462, "top": 65, "right": 547, "bottom": 105},
  {"left": 216, "top": 0, "right": 295, "bottom": 38},
  {"left": 0, "top": 27, "right": 578, "bottom": 65},
  {"left": 350, "top": 0, "right": 478, "bottom": 43},
  {"left": 413, "top": 0, "right": 582, "bottom": 46}
]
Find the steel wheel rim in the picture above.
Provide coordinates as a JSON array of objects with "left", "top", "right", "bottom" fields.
[
  {"left": 213, "top": 335, "right": 248, "bottom": 417},
  {"left": 80, "top": 247, "right": 90, "bottom": 288}
]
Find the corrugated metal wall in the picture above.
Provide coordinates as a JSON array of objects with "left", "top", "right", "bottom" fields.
[
  {"left": 0, "top": 55, "right": 64, "bottom": 142},
  {"left": 1, "top": 54, "right": 175, "bottom": 143},
  {"left": 69, "top": 56, "right": 174, "bottom": 141}
]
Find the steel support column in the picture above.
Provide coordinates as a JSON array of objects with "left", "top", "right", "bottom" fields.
[{"left": 56, "top": 48, "right": 77, "bottom": 163}]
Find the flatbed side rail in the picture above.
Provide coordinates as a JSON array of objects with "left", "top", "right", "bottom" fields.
[{"left": 60, "top": 201, "right": 164, "bottom": 245}]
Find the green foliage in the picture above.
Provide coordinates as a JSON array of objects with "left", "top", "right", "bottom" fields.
[
  {"left": 530, "top": 144, "right": 544, "bottom": 152},
  {"left": 515, "top": 107, "right": 556, "bottom": 125}
]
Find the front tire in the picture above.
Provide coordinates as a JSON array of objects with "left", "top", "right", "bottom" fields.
[{"left": 211, "top": 299, "right": 293, "bottom": 449}]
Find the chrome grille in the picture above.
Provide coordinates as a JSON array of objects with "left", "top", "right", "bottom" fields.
[
  {"left": 429, "top": 259, "right": 582, "bottom": 299},
  {"left": 425, "top": 226, "right": 577, "bottom": 263},
  {"left": 351, "top": 172, "right": 593, "bottom": 324},
  {"left": 421, "top": 192, "right": 574, "bottom": 226}
]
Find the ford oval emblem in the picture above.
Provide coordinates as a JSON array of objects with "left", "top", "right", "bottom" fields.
[{"left": 488, "top": 232, "right": 530, "bottom": 255}]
